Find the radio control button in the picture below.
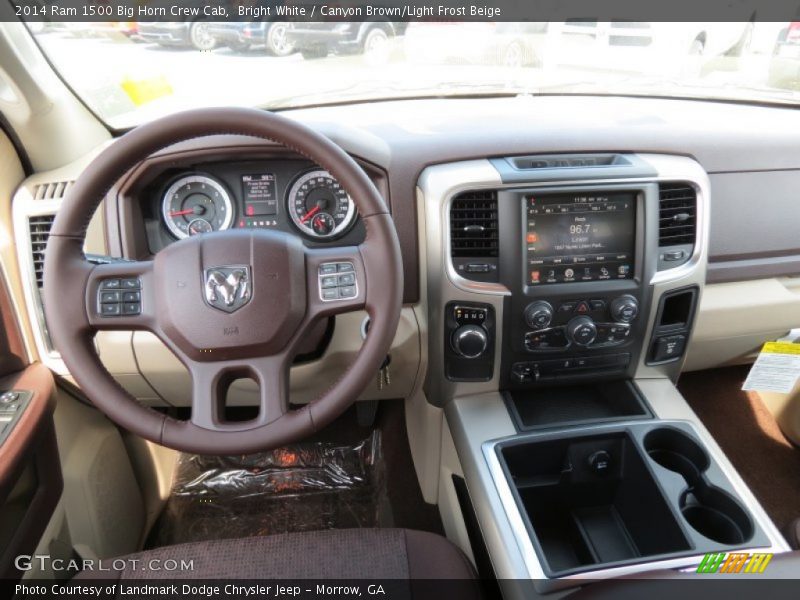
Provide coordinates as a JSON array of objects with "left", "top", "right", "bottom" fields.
[
  {"left": 589, "top": 299, "right": 606, "bottom": 311},
  {"left": 610, "top": 295, "right": 639, "bottom": 323},
  {"left": 524, "top": 301, "right": 554, "bottom": 330},
  {"left": 558, "top": 302, "right": 577, "bottom": 315}
]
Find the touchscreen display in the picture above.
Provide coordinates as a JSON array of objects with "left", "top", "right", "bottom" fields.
[
  {"left": 525, "top": 192, "right": 636, "bottom": 285},
  {"left": 241, "top": 173, "right": 278, "bottom": 216}
]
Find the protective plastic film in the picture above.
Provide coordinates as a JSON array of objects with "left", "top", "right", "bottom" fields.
[{"left": 148, "top": 430, "right": 390, "bottom": 547}]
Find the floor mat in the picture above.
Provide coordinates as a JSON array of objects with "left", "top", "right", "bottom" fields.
[
  {"left": 678, "top": 366, "right": 800, "bottom": 532},
  {"left": 148, "top": 429, "right": 392, "bottom": 547}
]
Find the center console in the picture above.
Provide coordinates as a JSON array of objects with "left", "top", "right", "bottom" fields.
[
  {"left": 425, "top": 154, "right": 704, "bottom": 397},
  {"left": 418, "top": 154, "right": 789, "bottom": 595},
  {"left": 503, "top": 183, "right": 648, "bottom": 386}
]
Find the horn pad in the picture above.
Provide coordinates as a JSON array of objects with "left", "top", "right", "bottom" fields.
[{"left": 153, "top": 229, "right": 307, "bottom": 361}]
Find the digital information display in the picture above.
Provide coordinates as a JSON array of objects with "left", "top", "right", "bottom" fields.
[
  {"left": 525, "top": 192, "right": 636, "bottom": 285},
  {"left": 241, "top": 173, "right": 278, "bottom": 216}
]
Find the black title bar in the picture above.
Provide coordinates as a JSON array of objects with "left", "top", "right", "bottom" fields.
[{"left": 2, "top": 0, "right": 800, "bottom": 23}]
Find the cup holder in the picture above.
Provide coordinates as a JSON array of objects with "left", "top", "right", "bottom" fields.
[
  {"left": 681, "top": 487, "right": 754, "bottom": 545},
  {"left": 644, "top": 427, "right": 709, "bottom": 486},
  {"left": 644, "top": 427, "right": 753, "bottom": 545}
]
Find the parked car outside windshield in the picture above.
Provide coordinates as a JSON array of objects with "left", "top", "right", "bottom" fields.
[{"left": 25, "top": 20, "right": 800, "bottom": 130}]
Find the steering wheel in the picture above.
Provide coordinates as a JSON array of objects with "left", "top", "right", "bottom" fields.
[{"left": 43, "top": 108, "right": 403, "bottom": 454}]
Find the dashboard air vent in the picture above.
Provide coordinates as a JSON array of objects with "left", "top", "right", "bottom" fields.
[
  {"left": 450, "top": 190, "right": 498, "bottom": 257},
  {"left": 658, "top": 183, "right": 696, "bottom": 247},
  {"left": 29, "top": 214, "right": 55, "bottom": 289},
  {"left": 33, "top": 180, "right": 73, "bottom": 201}
]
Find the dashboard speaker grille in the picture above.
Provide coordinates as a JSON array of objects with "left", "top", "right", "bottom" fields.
[
  {"left": 658, "top": 183, "right": 696, "bottom": 247},
  {"left": 29, "top": 214, "right": 55, "bottom": 289},
  {"left": 450, "top": 190, "right": 499, "bottom": 257}
]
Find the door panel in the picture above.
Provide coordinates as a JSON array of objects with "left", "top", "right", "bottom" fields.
[{"left": 0, "top": 126, "right": 61, "bottom": 580}]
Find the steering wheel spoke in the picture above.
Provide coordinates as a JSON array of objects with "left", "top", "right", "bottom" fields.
[
  {"left": 85, "top": 260, "right": 154, "bottom": 331},
  {"left": 188, "top": 354, "right": 289, "bottom": 431}
]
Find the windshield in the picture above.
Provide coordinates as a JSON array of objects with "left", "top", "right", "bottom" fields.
[{"left": 27, "top": 20, "right": 800, "bottom": 129}]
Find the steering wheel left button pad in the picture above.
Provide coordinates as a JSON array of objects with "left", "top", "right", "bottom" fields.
[{"left": 99, "top": 277, "right": 141, "bottom": 316}]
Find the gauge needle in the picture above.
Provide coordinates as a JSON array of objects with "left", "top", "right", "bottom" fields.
[
  {"left": 300, "top": 205, "right": 321, "bottom": 224},
  {"left": 168, "top": 208, "right": 197, "bottom": 217}
]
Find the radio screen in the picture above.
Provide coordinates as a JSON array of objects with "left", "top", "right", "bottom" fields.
[
  {"left": 525, "top": 192, "right": 636, "bottom": 285},
  {"left": 241, "top": 173, "right": 278, "bottom": 217}
]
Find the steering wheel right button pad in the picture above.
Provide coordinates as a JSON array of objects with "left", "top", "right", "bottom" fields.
[{"left": 318, "top": 261, "right": 359, "bottom": 301}]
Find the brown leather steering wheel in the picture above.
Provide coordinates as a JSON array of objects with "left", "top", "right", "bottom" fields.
[{"left": 43, "top": 108, "right": 402, "bottom": 454}]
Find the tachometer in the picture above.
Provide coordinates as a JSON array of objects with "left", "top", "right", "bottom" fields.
[
  {"left": 287, "top": 170, "right": 356, "bottom": 240},
  {"left": 162, "top": 174, "right": 234, "bottom": 239}
]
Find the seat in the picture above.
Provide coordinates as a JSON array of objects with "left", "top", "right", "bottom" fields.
[{"left": 74, "top": 528, "right": 477, "bottom": 587}]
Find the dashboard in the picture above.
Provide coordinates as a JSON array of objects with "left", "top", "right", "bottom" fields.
[
  {"left": 11, "top": 95, "right": 800, "bottom": 403},
  {"left": 138, "top": 158, "right": 366, "bottom": 254}
]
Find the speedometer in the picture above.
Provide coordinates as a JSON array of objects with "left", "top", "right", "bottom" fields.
[
  {"left": 162, "top": 174, "right": 234, "bottom": 239},
  {"left": 287, "top": 170, "right": 356, "bottom": 240}
]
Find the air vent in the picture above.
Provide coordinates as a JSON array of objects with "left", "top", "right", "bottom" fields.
[
  {"left": 29, "top": 215, "right": 55, "bottom": 289},
  {"left": 450, "top": 190, "right": 498, "bottom": 257},
  {"left": 33, "top": 180, "right": 73, "bottom": 201},
  {"left": 658, "top": 183, "right": 696, "bottom": 247}
]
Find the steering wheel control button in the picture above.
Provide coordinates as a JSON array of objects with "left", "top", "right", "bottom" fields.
[
  {"left": 321, "top": 275, "right": 339, "bottom": 288},
  {"left": 123, "top": 303, "right": 141, "bottom": 315},
  {"left": 122, "top": 277, "right": 141, "bottom": 290},
  {"left": 100, "top": 291, "right": 121, "bottom": 303},
  {"left": 319, "top": 264, "right": 338, "bottom": 275},
  {"left": 100, "top": 303, "right": 121, "bottom": 316},
  {"left": 98, "top": 277, "right": 141, "bottom": 316},
  {"left": 318, "top": 262, "right": 358, "bottom": 302},
  {"left": 0, "top": 392, "right": 19, "bottom": 404},
  {"left": 338, "top": 272, "right": 356, "bottom": 286}
]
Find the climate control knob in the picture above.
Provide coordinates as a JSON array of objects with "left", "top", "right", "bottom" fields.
[
  {"left": 567, "top": 316, "right": 597, "bottom": 346},
  {"left": 610, "top": 295, "right": 639, "bottom": 324},
  {"left": 451, "top": 325, "right": 489, "bottom": 359},
  {"left": 524, "top": 301, "right": 554, "bottom": 330}
]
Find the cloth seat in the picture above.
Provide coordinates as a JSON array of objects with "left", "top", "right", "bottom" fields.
[{"left": 74, "top": 528, "right": 477, "bottom": 593}]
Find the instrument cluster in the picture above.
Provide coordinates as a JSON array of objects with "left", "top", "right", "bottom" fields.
[{"left": 143, "top": 159, "right": 366, "bottom": 253}]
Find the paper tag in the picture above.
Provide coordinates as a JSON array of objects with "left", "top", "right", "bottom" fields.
[{"left": 742, "top": 342, "right": 800, "bottom": 393}]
